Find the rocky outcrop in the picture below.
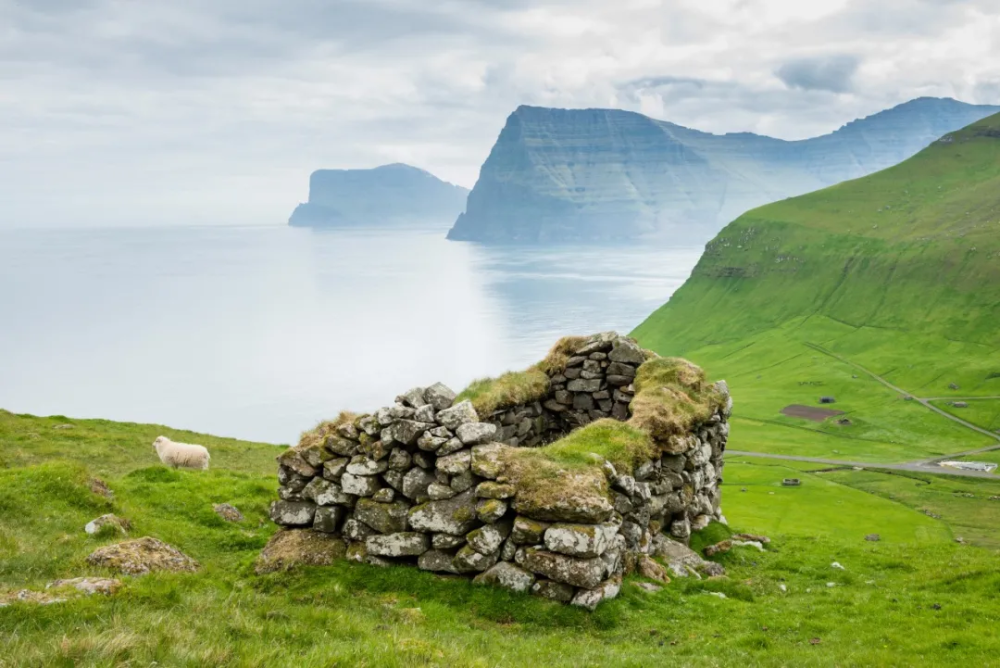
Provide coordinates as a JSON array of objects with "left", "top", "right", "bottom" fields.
[
  {"left": 86, "top": 537, "right": 199, "bottom": 575},
  {"left": 289, "top": 163, "right": 469, "bottom": 228},
  {"left": 447, "top": 98, "right": 1000, "bottom": 244},
  {"left": 266, "top": 332, "right": 731, "bottom": 609}
]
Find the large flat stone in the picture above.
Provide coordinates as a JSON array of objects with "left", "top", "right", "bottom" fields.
[
  {"left": 456, "top": 422, "right": 498, "bottom": 445},
  {"left": 543, "top": 522, "right": 618, "bottom": 559},
  {"left": 520, "top": 548, "right": 605, "bottom": 589},
  {"left": 353, "top": 498, "right": 409, "bottom": 534},
  {"left": 269, "top": 501, "right": 316, "bottom": 527},
  {"left": 570, "top": 576, "right": 622, "bottom": 610},
  {"left": 407, "top": 490, "right": 478, "bottom": 535},
  {"left": 341, "top": 473, "right": 382, "bottom": 497},
  {"left": 473, "top": 562, "right": 536, "bottom": 593},
  {"left": 436, "top": 401, "right": 479, "bottom": 430},
  {"left": 366, "top": 532, "right": 430, "bottom": 557},
  {"left": 436, "top": 450, "right": 472, "bottom": 475}
]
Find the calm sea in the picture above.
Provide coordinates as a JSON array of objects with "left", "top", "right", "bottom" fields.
[{"left": 0, "top": 226, "right": 701, "bottom": 444}]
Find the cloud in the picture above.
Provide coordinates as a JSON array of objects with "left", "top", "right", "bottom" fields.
[
  {"left": 775, "top": 55, "right": 860, "bottom": 93},
  {"left": 0, "top": 0, "right": 999, "bottom": 227}
]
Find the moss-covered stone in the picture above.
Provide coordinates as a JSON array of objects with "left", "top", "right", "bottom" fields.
[
  {"left": 255, "top": 529, "right": 346, "bottom": 574},
  {"left": 627, "top": 357, "right": 724, "bottom": 442}
]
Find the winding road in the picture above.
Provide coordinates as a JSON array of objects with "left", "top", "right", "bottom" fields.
[{"left": 728, "top": 343, "right": 1000, "bottom": 480}]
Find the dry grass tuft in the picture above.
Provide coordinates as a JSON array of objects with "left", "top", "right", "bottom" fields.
[
  {"left": 296, "top": 411, "right": 359, "bottom": 450},
  {"left": 456, "top": 369, "right": 550, "bottom": 417},
  {"left": 536, "top": 335, "right": 590, "bottom": 375}
]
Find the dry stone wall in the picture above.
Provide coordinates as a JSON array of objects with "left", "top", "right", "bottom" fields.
[{"left": 268, "top": 332, "right": 731, "bottom": 609}]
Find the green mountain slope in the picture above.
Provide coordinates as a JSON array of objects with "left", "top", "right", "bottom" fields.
[{"left": 633, "top": 113, "right": 1000, "bottom": 462}]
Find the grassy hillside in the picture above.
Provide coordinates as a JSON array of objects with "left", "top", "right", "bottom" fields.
[
  {"left": 634, "top": 113, "right": 1000, "bottom": 463},
  {"left": 2, "top": 410, "right": 1000, "bottom": 666}
]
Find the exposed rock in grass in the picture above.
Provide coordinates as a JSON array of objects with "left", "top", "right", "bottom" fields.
[
  {"left": 89, "top": 478, "right": 114, "bottom": 499},
  {"left": 87, "top": 537, "right": 199, "bottom": 575},
  {"left": 255, "top": 529, "right": 346, "bottom": 574},
  {"left": 48, "top": 577, "right": 121, "bottom": 596},
  {"left": 212, "top": 503, "right": 244, "bottom": 522},
  {"left": 637, "top": 555, "right": 670, "bottom": 583},
  {"left": 84, "top": 514, "right": 131, "bottom": 536},
  {"left": 571, "top": 576, "right": 622, "bottom": 610}
]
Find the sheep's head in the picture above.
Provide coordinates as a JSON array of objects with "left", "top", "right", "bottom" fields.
[{"left": 152, "top": 436, "right": 169, "bottom": 452}]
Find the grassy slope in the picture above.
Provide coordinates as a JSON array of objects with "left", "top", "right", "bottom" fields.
[
  {"left": 634, "top": 113, "right": 1000, "bottom": 462},
  {"left": 2, "top": 411, "right": 1000, "bottom": 666}
]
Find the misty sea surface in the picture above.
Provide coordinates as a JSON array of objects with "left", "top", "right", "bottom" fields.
[{"left": 0, "top": 226, "right": 702, "bottom": 444}]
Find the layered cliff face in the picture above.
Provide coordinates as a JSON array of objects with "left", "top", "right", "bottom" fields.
[
  {"left": 448, "top": 98, "right": 1000, "bottom": 244},
  {"left": 290, "top": 163, "right": 469, "bottom": 227}
]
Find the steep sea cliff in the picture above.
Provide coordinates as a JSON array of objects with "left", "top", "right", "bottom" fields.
[
  {"left": 290, "top": 163, "right": 469, "bottom": 227},
  {"left": 448, "top": 97, "right": 1000, "bottom": 243}
]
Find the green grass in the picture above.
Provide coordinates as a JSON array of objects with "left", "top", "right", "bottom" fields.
[
  {"left": 3, "top": 411, "right": 1000, "bottom": 666},
  {"left": 930, "top": 399, "right": 1000, "bottom": 433},
  {"left": 633, "top": 113, "right": 1000, "bottom": 463},
  {"left": 509, "top": 418, "right": 655, "bottom": 472},
  {"left": 455, "top": 368, "right": 550, "bottom": 417}
]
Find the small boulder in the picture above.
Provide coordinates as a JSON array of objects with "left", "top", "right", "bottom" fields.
[
  {"left": 313, "top": 506, "right": 345, "bottom": 533},
  {"left": 402, "top": 467, "right": 437, "bottom": 501},
  {"left": 520, "top": 548, "right": 605, "bottom": 589},
  {"left": 425, "top": 383, "right": 458, "bottom": 411},
  {"left": 637, "top": 555, "right": 670, "bottom": 583},
  {"left": 341, "top": 473, "right": 382, "bottom": 497},
  {"left": 436, "top": 450, "right": 472, "bottom": 475},
  {"left": 476, "top": 498, "right": 508, "bottom": 523},
  {"left": 213, "top": 504, "right": 244, "bottom": 523},
  {"left": 256, "top": 529, "right": 346, "bottom": 574},
  {"left": 454, "top": 545, "right": 499, "bottom": 573},
  {"left": 436, "top": 401, "right": 479, "bottom": 430},
  {"left": 456, "top": 422, "right": 498, "bottom": 445},
  {"left": 353, "top": 498, "right": 410, "bottom": 534},
  {"left": 418, "top": 549, "right": 459, "bottom": 573},
  {"left": 47, "top": 577, "right": 121, "bottom": 596},
  {"left": 544, "top": 523, "right": 617, "bottom": 559},
  {"left": 570, "top": 576, "right": 622, "bottom": 611},
  {"left": 865, "top": 533, "right": 881, "bottom": 542},
  {"left": 269, "top": 501, "right": 317, "bottom": 527},
  {"left": 474, "top": 562, "right": 535, "bottom": 593},
  {"left": 408, "top": 490, "right": 478, "bottom": 535},
  {"left": 87, "top": 537, "right": 199, "bottom": 575},
  {"left": 366, "top": 532, "right": 430, "bottom": 557},
  {"left": 531, "top": 579, "right": 575, "bottom": 602},
  {"left": 84, "top": 514, "right": 131, "bottom": 536}
]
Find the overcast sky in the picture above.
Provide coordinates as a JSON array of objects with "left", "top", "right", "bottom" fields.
[{"left": 2, "top": 0, "right": 999, "bottom": 227}]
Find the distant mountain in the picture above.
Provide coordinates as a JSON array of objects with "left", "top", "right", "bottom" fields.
[
  {"left": 289, "top": 163, "right": 469, "bottom": 227},
  {"left": 448, "top": 97, "right": 1000, "bottom": 244}
]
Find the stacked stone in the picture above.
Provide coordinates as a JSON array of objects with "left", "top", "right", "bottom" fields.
[
  {"left": 483, "top": 332, "right": 644, "bottom": 447},
  {"left": 268, "top": 333, "right": 731, "bottom": 610}
]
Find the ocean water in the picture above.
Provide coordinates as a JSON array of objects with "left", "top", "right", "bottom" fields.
[{"left": 0, "top": 226, "right": 701, "bottom": 444}]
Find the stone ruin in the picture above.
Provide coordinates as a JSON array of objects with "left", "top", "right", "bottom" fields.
[{"left": 267, "top": 332, "right": 731, "bottom": 609}]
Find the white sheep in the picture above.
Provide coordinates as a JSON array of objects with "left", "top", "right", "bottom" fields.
[{"left": 152, "top": 436, "right": 211, "bottom": 470}]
